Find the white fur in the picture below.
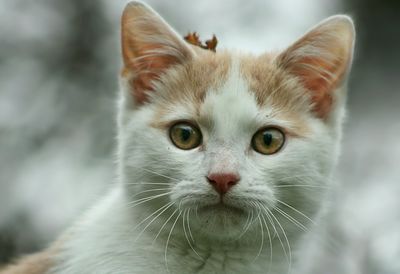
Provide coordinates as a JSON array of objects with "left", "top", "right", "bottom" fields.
[
  {"left": 48, "top": 63, "right": 343, "bottom": 274},
  {"left": 47, "top": 6, "right": 353, "bottom": 274}
]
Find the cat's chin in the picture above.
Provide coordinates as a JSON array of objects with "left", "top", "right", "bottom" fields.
[{"left": 189, "top": 202, "right": 249, "bottom": 239}]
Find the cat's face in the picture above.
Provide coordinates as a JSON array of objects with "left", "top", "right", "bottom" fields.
[{"left": 118, "top": 2, "right": 354, "bottom": 241}]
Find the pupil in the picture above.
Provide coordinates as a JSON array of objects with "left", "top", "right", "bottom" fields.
[
  {"left": 181, "top": 128, "right": 191, "bottom": 142},
  {"left": 263, "top": 132, "right": 273, "bottom": 146}
]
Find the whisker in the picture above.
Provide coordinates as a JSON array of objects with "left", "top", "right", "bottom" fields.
[
  {"left": 277, "top": 200, "right": 315, "bottom": 225},
  {"left": 276, "top": 174, "right": 318, "bottom": 181},
  {"left": 260, "top": 213, "right": 273, "bottom": 274},
  {"left": 153, "top": 208, "right": 178, "bottom": 244},
  {"left": 164, "top": 210, "right": 182, "bottom": 273},
  {"left": 134, "top": 202, "right": 174, "bottom": 241},
  {"left": 251, "top": 201, "right": 262, "bottom": 220},
  {"left": 275, "top": 184, "right": 330, "bottom": 189},
  {"left": 131, "top": 188, "right": 171, "bottom": 197},
  {"left": 182, "top": 209, "right": 203, "bottom": 260},
  {"left": 253, "top": 213, "right": 264, "bottom": 262},
  {"left": 263, "top": 208, "right": 278, "bottom": 239},
  {"left": 126, "top": 192, "right": 172, "bottom": 209},
  {"left": 237, "top": 208, "right": 254, "bottom": 239},
  {"left": 132, "top": 202, "right": 173, "bottom": 231},
  {"left": 237, "top": 211, "right": 251, "bottom": 239},
  {"left": 125, "top": 182, "right": 172, "bottom": 186},
  {"left": 127, "top": 192, "right": 171, "bottom": 205},
  {"left": 136, "top": 167, "right": 180, "bottom": 182},
  {"left": 187, "top": 208, "right": 195, "bottom": 243},
  {"left": 195, "top": 205, "right": 199, "bottom": 220},
  {"left": 260, "top": 205, "right": 288, "bottom": 263},
  {"left": 274, "top": 207, "right": 308, "bottom": 232},
  {"left": 268, "top": 208, "right": 292, "bottom": 274}
]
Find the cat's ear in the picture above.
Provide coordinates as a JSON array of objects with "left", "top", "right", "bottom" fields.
[
  {"left": 276, "top": 15, "right": 355, "bottom": 119},
  {"left": 121, "top": 1, "right": 195, "bottom": 105}
]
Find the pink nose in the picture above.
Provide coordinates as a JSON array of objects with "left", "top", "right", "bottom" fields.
[{"left": 207, "top": 173, "right": 240, "bottom": 195}]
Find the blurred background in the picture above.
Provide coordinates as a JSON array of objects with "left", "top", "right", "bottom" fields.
[{"left": 0, "top": 0, "right": 399, "bottom": 273}]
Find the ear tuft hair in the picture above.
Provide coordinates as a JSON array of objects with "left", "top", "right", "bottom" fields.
[
  {"left": 121, "top": 1, "right": 195, "bottom": 105},
  {"left": 276, "top": 15, "right": 355, "bottom": 119}
]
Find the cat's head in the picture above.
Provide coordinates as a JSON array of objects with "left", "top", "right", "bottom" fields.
[{"left": 117, "top": 2, "right": 355, "bottom": 241}]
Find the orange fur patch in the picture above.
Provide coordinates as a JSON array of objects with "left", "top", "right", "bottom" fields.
[
  {"left": 121, "top": 2, "right": 194, "bottom": 105},
  {"left": 0, "top": 249, "right": 54, "bottom": 274},
  {"left": 150, "top": 49, "right": 231, "bottom": 129},
  {"left": 240, "top": 53, "right": 312, "bottom": 136},
  {"left": 275, "top": 17, "right": 354, "bottom": 119},
  {"left": 148, "top": 50, "right": 312, "bottom": 137}
]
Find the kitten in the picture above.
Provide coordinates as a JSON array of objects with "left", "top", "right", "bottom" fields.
[{"left": 0, "top": 1, "right": 355, "bottom": 274}]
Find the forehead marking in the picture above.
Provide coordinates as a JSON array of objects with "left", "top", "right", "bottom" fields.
[
  {"left": 200, "top": 59, "right": 259, "bottom": 137},
  {"left": 150, "top": 52, "right": 311, "bottom": 137},
  {"left": 150, "top": 51, "right": 231, "bottom": 128}
]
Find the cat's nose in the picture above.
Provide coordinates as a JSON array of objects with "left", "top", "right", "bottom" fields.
[{"left": 206, "top": 173, "right": 240, "bottom": 195}]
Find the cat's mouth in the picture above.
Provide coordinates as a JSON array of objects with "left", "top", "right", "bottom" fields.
[{"left": 197, "top": 202, "right": 245, "bottom": 215}]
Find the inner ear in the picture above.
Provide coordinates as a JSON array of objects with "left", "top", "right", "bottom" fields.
[
  {"left": 276, "top": 16, "right": 355, "bottom": 119},
  {"left": 121, "top": 2, "right": 195, "bottom": 105}
]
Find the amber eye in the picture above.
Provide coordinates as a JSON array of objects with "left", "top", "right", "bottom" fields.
[
  {"left": 169, "top": 122, "right": 202, "bottom": 150},
  {"left": 251, "top": 127, "right": 285, "bottom": 155}
]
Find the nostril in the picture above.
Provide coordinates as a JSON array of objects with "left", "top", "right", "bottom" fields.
[
  {"left": 206, "top": 176, "right": 216, "bottom": 185},
  {"left": 206, "top": 173, "right": 240, "bottom": 195}
]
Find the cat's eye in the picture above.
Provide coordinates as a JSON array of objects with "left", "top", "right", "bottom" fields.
[
  {"left": 251, "top": 127, "right": 285, "bottom": 155},
  {"left": 169, "top": 122, "right": 202, "bottom": 150}
]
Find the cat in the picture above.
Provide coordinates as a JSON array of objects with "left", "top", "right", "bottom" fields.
[{"left": 0, "top": 1, "right": 355, "bottom": 274}]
